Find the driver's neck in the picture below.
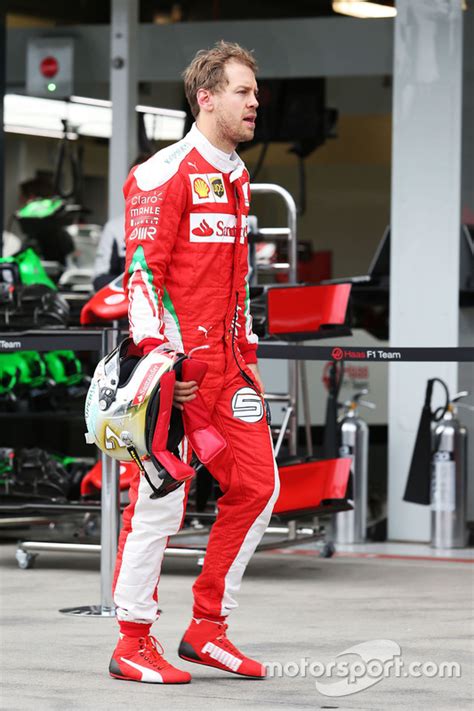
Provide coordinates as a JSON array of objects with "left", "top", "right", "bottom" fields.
[{"left": 195, "top": 119, "right": 236, "bottom": 155}]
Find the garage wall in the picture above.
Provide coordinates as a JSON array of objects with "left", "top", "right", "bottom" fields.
[{"left": 247, "top": 112, "right": 391, "bottom": 278}]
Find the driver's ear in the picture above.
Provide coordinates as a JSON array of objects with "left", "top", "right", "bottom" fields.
[{"left": 197, "top": 88, "right": 214, "bottom": 113}]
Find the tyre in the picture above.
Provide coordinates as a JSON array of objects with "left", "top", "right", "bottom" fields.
[{"left": 320, "top": 541, "right": 336, "bottom": 559}]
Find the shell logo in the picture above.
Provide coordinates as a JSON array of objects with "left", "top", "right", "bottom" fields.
[{"left": 193, "top": 177, "right": 210, "bottom": 199}]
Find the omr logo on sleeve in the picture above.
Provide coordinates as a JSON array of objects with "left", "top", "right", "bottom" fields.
[{"left": 130, "top": 225, "right": 157, "bottom": 241}]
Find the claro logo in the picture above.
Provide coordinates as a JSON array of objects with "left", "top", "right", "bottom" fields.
[{"left": 0, "top": 340, "right": 21, "bottom": 349}]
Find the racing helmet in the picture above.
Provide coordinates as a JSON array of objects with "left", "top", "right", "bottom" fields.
[
  {"left": 85, "top": 337, "right": 227, "bottom": 499},
  {"left": 85, "top": 337, "right": 185, "bottom": 464}
]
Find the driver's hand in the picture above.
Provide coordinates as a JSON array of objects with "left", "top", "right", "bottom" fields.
[
  {"left": 173, "top": 380, "right": 198, "bottom": 411},
  {"left": 247, "top": 363, "right": 265, "bottom": 394}
]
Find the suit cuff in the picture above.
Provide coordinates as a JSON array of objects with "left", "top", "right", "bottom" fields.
[
  {"left": 241, "top": 347, "right": 258, "bottom": 365},
  {"left": 139, "top": 337, "right": 166, "bottom": 355}
]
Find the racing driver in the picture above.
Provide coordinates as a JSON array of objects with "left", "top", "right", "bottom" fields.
[{"left": 110, "top": 41, "right": 280, "bottom": 684}]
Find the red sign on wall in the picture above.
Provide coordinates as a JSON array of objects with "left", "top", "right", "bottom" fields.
[{"left": 40, "top": 56, "right": 59, "bottom": 78}]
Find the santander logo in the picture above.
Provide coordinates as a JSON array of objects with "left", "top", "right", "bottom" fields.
[
  {"left": 216, "top": 220, "right": 247, "bottom": 239},
  {"left": 192, "top": 219, "right": 214, "bottom": 237},
  {"left": 189, "top": 213, "right": 247, "bottom": 243}
]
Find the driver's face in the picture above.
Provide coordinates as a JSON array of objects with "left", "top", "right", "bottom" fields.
[{"left": 211, "top": 61, "right": 259, "bottom": 146}]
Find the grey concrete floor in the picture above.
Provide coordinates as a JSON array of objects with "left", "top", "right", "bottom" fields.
[{"left": 0, "top": 542, "right": 473, "bottom": 711}]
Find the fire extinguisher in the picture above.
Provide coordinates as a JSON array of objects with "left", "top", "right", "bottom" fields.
[
  {"left": 431, "top": 390, "right": 472, "bottom": 549},
  {"left": 334, "top": 389, "right": 375, "bottom": 545}
]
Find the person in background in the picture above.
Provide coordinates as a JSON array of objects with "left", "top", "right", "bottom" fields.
[
  {"left": 92, "top": 213, "right": 127, "bottom": 290},
  {"left": 1, "top": 176, "right": 55, "bottom": 258},
  {"left": 93, "top": 154, "right": 151, "bottom": 290},
  {"left": 19, "top": 175, "right": 55, "bottom": 207}
]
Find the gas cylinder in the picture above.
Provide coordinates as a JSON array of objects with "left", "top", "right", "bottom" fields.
[
  {"left": 334, "top": 390, "right": 374, "bottom": 544},
  {"left": 431, "top": 392, "right": 471, "bottom": 549}
]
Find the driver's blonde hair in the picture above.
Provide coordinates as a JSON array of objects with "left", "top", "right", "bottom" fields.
[{"left": 183, "top": 40, "right": 257, "bottom": 118}]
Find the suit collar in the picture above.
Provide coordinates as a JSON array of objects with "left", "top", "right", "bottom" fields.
[{"left": 188, "top": 123, "right": 245, "bottom": 179}]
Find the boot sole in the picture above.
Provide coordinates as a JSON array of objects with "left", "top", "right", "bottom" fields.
[
  {"left": 110, "top": 672, "right": 191, "bottom": 684},
  {"left": 178, "top": 653, "right": 266, "bottom": 679}
]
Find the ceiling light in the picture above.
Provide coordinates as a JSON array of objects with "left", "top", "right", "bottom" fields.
[
  {"left": 136, "top": 104, "right": 186, "bottom": 119},
  {"left": 70, "top": 95, "right": 112, "bottom": 108},
  {"left": 4, "top": 124, "right": 78, "bottom": 140},
  {"left": 4, "top": 94, "right": 186, "bottom": 141},
  {"left": 333, "top": 1, "right": 396, "bottom": 18}
]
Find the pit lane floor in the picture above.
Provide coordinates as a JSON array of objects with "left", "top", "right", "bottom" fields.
[{"left": 0, "top": 541, "right": 472, "bottom": 711}]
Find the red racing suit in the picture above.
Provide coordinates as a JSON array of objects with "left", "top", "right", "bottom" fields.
[
  {"left": 124, "top": 123, "right": 257, "bottom": 369},
  {"left": 113, "top": 124, "right": 279, "bottom": 632}
]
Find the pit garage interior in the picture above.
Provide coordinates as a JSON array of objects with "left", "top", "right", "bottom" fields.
[{"left": 0, "top": 2, "right": 473, "bottom": 710}]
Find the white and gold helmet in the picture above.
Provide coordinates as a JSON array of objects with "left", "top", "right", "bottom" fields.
[
  {"left": 85, "top": 337, "right": 227, "bottom": 499},
  {"left": 84, "top": 338, "right": 182, "bottom": 462}
]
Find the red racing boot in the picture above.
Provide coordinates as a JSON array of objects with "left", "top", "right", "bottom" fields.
[
  {"left": 110, "top": 634, "right": 191, "bottom": 684},
  {"left": 178, "top": 619, "right": 266, "bottom": 678}
]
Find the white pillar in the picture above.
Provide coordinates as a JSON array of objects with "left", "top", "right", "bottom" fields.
[
  {"left": 108, "top": 0, "right": 138, "bottom": 220},
  {"left": 460, "top": 0, "right": 474, "bottom": 523},
  {"left": 388, "top": 0, "right": 463, "bottom": 541}
]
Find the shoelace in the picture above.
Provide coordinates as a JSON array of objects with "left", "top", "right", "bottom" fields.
[
  {"left": 213, "top": 623, "right": 243, "bottom": 658},
  {"left": 138, "top": 636, "right": 172, "bottom": 670}
]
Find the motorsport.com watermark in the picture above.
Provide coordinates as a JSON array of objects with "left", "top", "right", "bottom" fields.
[{"left": 264, "top": 640, "right": 462, "bottom": 698}]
